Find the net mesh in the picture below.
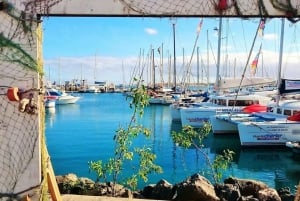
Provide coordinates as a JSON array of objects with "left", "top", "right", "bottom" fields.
[
  {"left": 0, "top": 7, "right": 43, "bottom": 200},
  {"left": 2, "top": 0, "right": 300, "bottom": 199},
  {"left": 118, "top": 0, "right": 299, "bottom": 16}
]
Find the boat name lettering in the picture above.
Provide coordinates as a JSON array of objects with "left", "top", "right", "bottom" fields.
[
  {"left": 217, "top": 108, "right": 242, "bottom": 112},
  {"left": 187, "top": 117, "right": 209, "bottom": 122},
  {"left": 254, "top": 134, "right": 282, "bottom": 141},
  {"left": 266, "top": 128, "right": 288, "bottom": 132}
]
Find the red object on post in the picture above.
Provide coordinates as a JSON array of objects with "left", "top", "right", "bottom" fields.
[
  {"left": 7, "top": 87, "right": 20, "bottom": 101},
  {"left": 217, "top": 0, "right": 228, "bottom": 10}
]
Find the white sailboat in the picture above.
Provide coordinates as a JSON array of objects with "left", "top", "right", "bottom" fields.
[
  {"left": 169, "top": 18, "right": 210, "bottom": 122},
  {"left": 238, "top": 99, "right": 300, "bottom": 146},
  {"left": 180, "top": 18, "right": 274, "bottom": 128},
  {"left": 148, "top": 48, "right": 176, "bottom": 105},
  {"left": 213, "top": 18, "right": 300, "bottom": 147},
  {"left": 210, "top": 18, "right": 276, "bottom": 134}
]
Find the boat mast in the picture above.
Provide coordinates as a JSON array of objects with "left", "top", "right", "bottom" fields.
[
  {"left": 276, "top": 18, "right": 285, "bottom": 106},
  {"left": 207, "top": 29, "right": 210, "bottom": 87},
  {"left": 160, "top": 43, "right": 164, "bottom": 87},
  {"left": 215, "top": 17, "right": 222, "bottom": 91},
  {"left": 197, "top": 46, "right": 200, "bottom": 86},
  {"left": 173, "top": 23, "right": 177, "bottom": 91},
  {"left": 152, "top": 48, "right": 156, "bottom": 90}
]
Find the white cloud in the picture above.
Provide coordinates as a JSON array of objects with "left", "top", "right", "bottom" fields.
[
  {"left": 263, "top": 33, "right": 277, "bottom": 40},
  {"left": 145, "top": 28, "right": 158, "bottom": 35}
]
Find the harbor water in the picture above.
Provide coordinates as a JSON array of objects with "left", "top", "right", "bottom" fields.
[{"left": 45, "top": 93, "right": 300, "bottom": 192}]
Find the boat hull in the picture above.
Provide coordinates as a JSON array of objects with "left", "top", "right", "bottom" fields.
[
  {"left": 238, "top": 121, "right": 300, "bottom": 146},
  {"left": 181, "top": 106, "right": 243, "bottom": 128},
  {"left": 170, "top": 103, "right": 181, "bottom": 122},
  {"left": 210, "top": 113, "right": 259, "bottom": 134},
  {"left": 210, "top": 114, "right": 239, "bottom": 134},
  {"left": 57, "top": 96, "right": 80, "bottom": 105},
  {"left": 44, "top": 99, "right": 56, "bottom": 108}
]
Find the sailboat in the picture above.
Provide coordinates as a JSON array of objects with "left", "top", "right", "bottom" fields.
[
  {"left": 179, "top": 18, "right": 275, "bottom": 128},
  {"left": 211, "top": 18, "right": 300, "bottom": 146},
  {"left": 169, "top": 19, "right": 209, "bottom": 121},
  {"left": 148, "top": 48, "right": 176, "bottom": 105},
  {"left": 210, "top": 18, "right": 276, "bottom": 134}
]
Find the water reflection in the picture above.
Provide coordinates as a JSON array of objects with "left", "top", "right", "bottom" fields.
[
  {"left": 45, "top": 107, "right": 56, "bottom": 127},
  {"left": 45, "top": 93, "right": 300, "bottom": 192},
  {"left": 169, "top": 121, "right": 300, "bottom": 191}
]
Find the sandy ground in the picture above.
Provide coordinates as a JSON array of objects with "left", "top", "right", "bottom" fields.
[{"left": 61, "top": 194, "right": 168, "bottom": 201}]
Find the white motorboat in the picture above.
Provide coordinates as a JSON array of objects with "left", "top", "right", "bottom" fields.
[{"left": 45, "top": 88, "right": 80, "bottom": 105}]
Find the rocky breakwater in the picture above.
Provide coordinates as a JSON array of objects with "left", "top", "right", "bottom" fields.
[{"left": 56, "top": 173, "right": 296, "bottom": 201}]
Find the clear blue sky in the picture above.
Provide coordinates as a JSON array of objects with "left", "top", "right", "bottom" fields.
[{"left": 42, "top": 17, "right": 300, "bottom": 85}]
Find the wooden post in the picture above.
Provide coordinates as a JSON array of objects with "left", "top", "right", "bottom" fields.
[
  {"left": 295, "top": 182, "right": 300, "bottom": 201},
  {"left": 47, "top": 161, "right": 62, "bottom": 201}
]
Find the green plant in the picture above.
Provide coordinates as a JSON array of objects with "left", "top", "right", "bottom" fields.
[
  {"left": 89, "top": 78, "right": 162, "bottom": 194},
  {"left": 171, "top": 123, "right": 234, "bottom": 184},
  {"left": 212, "top": 149, "right": 234, "bottom": 182},
  {"left": 0, "top": 33, "right": 40, "bottom": 73}
]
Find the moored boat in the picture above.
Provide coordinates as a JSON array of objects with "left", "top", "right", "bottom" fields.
[
  {"left": 46, "top": 88, "right": 80, "bottom": 105},
  {"left": 44, "top": 99, "right": 56, "bottom": 108},
  {"left": 180, "top": 93, "right": 271, "bottom": 128},
  {"left": 210, "top": 103, "right": 268, "bottom": 134},
  {"left": 237, "top": 100, "right": 300, "bottom": 147}
]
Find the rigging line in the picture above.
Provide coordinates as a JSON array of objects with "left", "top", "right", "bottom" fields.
[
  {"left": 209, "top": 41, "right": 217, "bottom": 69},
  {"left": 229, "top": 19, "right": 262, "bottom": 118},
  {"left": 182, "top": 18, "right": 203, "bottom": 90},
  {"left": 241, "top": 19, "right": 249, "bottom": 59}
]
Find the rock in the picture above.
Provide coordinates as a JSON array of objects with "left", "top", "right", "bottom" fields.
[
  {"left": 142, "top": 184, "right": 155, "bottom": 198},
  {"left": 56, "top": 173, "right": 80, "bottom": 194},
  {"left": 150, "top": 179, "right": 173, "bottom": 200},
  {"left": 64, "top": 173, "right": 78, "bottom": 184},
  {"left": 224, "top": 177, "right": 268, "bottom": 197},
  {"left": 173, "top": 173, "right": 220, "bottom": 201},
  {"left": 214, "top": 183, "right": 241, "bottom": 201},
  {"left": 55, "top": 173, "right": 296, "bottom": 201},
  {"left": 277, "top": 187, "right": 295, "bottom": 201},
  {"left": 106, "top": 182, "right": 127, "bottom": 197},
  {"left": 258, "top": 188, "right": 281, "bottom": 201}
]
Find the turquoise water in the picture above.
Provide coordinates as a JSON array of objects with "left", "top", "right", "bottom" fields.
[{"left": 45, "top": 93, "right": 300, "bottom": 191}]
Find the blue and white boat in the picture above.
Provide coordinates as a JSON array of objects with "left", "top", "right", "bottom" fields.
[{"left": 45, "top": 88, "right": 80, "bottom": 105}]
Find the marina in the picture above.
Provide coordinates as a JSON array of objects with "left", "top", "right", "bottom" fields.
[
  {"left": 45, "top": 92, "right": 300, "bottom": 192},
  {"left": 2, "top": 0, "right": 300, "bottom": 199}
]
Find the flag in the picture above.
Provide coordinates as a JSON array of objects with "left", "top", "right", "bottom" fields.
[
  {"left": 258, "top": 18, "right": 265, "bottom": 37},
  {"left": 196, "top": 18, "right": 203, "bottom": 34},
  {"left": 250, "top": 44, "right": 262, "bottom": 76}
]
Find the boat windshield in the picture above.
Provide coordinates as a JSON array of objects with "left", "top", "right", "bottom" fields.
[
  {"left": 48, "top": 90, "right": 62, "bottom": 96},
  {"left": 228, "top": 100, "right": 259, "bottom": 106}
]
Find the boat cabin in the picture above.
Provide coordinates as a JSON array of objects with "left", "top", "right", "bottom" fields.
[
  {"left": 209, "top": 94, "right": 266, "bottom": 107},
  {"left": 267, "top": 100, "right": 300, "bottom": 116}
]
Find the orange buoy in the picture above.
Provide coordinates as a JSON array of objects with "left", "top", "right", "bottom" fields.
[{"left": 7, "top": 87, "right": 20, "bottom": 101}]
